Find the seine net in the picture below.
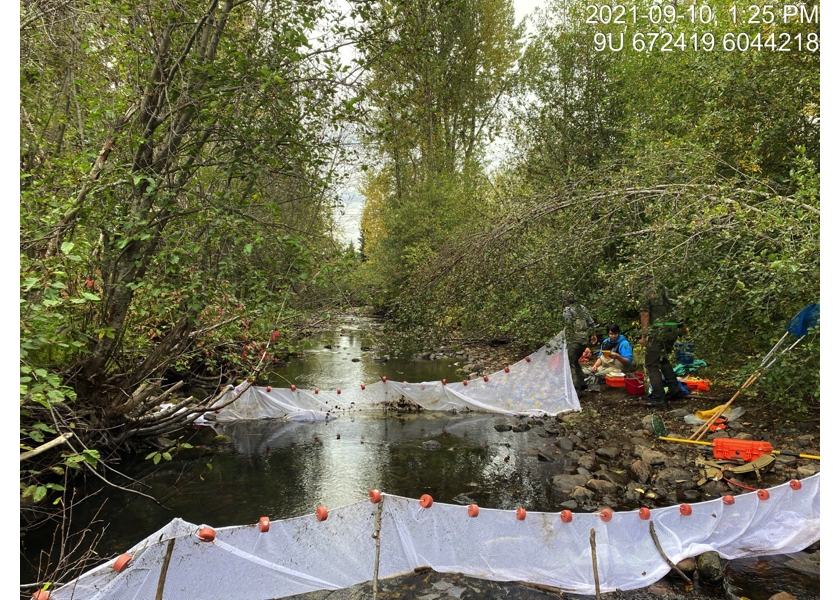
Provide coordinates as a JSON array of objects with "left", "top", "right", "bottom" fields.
[{"left": 51, "top": 474, "right": 820, "bottom": 599}]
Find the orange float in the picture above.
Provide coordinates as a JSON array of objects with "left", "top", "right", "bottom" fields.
[
  {"left": 369, "top": 489, "right": 382, "bottom": 503},
  {"left": 525, "top": 356, "right": 531, "bottom": 362},
  {"left": 504, "top": 367, "right": 510, "bottom": 373},
  {"left": 790, "top": 480, "right": 802, "bottom": 490},
  {"left": 316, "top": 506, "right": 328, "bottom": 521},
  {"left": 419, "top": 494, "right": 433, "bottom": 508},
  {"left": 31, "top": 591, "right": 50, "bottom": 600},
  {"left": 113, "top": 553, "right": 132, "bottom": 573},
  {"left": 560, "top": 510, "right": 572, "bottom": 523},
  {"left": 198, "top": 527, "right": 216, "bottom": 542},
  {"left": 722, "top": 495, "right": 735, "bottom": 505},
  {"left": 516, "top": 507, "right": 527, "bottom": 520},
  {"left": 599, "top": 508, "right": 612, "bottom": 522},
  {"left": 757, "top": 489, "right": 770, "bottom": 501},
  {"left": 679, "top": 504, "right": 692, "bottom": 516},
  {"left": 259, "top": 517, "right": 270, "bottom": 532},
  {"left": 467, "top": 504, "right": 479, "bottom": 518},
  {"left": 639, "top": 507, "right": 651, "bottom": 520}
]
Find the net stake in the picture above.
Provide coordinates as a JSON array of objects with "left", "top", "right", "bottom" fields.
[
  {"left": 649, "top": 522, "right": 693, "bottom": 586},
  {"left": 590, "top": 528, "right": 600, "bottom": 600},
  {"left": 155, "top": 538, "right": 175, "bottom": 600},
  {"left": 371, "top": 498, "right": 384, "bottom": 599}
]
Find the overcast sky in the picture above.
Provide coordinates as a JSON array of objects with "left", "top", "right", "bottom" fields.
[{"left": 332, "top": 0, "right": 546, "bottom": 246}]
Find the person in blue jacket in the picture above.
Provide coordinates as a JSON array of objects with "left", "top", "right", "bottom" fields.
[{"left": 588, "top": 323, "right": 633, "bottom": 379}]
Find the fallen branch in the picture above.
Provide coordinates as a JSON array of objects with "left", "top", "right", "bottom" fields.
[{"left": 20, "top": 433, "right": 74, "bottom": 462}]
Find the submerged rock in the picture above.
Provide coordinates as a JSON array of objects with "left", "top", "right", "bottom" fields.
[{"left": 696, "top": 551, "right": 723, "bottom": 583}]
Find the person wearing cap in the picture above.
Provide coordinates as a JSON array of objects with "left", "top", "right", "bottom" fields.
[
  {"left": 562, "top": 296, "right": 595, "bottom": 395},
  {"left": 640, "top": 284, "right": 684, "bottom": 408}
]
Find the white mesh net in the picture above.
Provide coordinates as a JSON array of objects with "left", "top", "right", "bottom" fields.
[
  {"left": 52, "top": 474, "right": 820, "bottom": 599},
  {"left": 211, "top": 334, "right": 580, "bottom": 421}
]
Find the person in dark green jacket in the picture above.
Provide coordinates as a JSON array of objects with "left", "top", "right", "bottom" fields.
[
  {"left": 640, "top": 285, "right": 684, "bottom": 408},
  {"left": 562, "top": 295, "right": 595, "bottom": 396}
]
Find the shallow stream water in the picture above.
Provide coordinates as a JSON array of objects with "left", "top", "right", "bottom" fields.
[{"left": 20, "top": 318, "right": 819, "bottom": 598}]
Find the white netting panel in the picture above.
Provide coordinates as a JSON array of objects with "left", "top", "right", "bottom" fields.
[
  {"left": 213, "top": 334, "right": 579, "bottom": 421},
  {"left": 53, "top": 474, "right": 820, "bottom": 600}
]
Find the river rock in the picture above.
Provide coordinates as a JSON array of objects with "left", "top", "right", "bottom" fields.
[
  {"left": 656, "top": 467, "right": 695, "bottom": 489},
  {"left": 696, "top": 551, "right": 723, "bottom": 583},
  {"left": 797, "top": 465, "right": 817, "bottom": 478},
  {"left": 577, "top": 454, "right": 597, "bottom": 471},
  {"left": 768, "top": 593, "right": 799, "bottom": 600},
  {"left": 595, "top": 470, "right": 631, "bottom": 486},
  {"left": 595, "top": 446, "right": 620, "bottom": 460},
  {"left": 585, "top": 479, "right": 617, "bottom": 495},
  {"left": 551, "top": 473, "right": 588, "bottom": 491},
  {"left": 577, "top": 467, "right": 592, "bottom": 477},
  {"left": 775, "top": 454, "right": 797, "bottom": 466},
  {"left": 571, "top": 485, "right": 594, "bottom": 503},
  {"left": 511, "top": 424, "right": 531, "bottom": 433},
  {"left": 700, "top": 480, "right": 727, "bottom": 498},
  {"left": 735, "top": 432, "right": 755, "bottom": 440},
  {"left": 635, "top": 445, "right": 667, "bottom": 466},
  {"left": 421, "top": 440, "right": 441, "bottom": 450},
  {"left": 624, "top": 488, "right": 642, "bottom": 502},
  {"left": 351, "top": 357, "right": 361, "bottom": 362},
  {"left": 451, "top": 493, "right": 476, "bottom": 505},
  {"left": 629, "top": 459, "right": 651, "bottom": 484},
  {"left": 556, "top": 437, "right": 575, "bottom": 452},
  {"left": 670, "top": 557, "right": 696, "bottom": 578},
  {"left": 560, "top": 500, "right": 578, "bottom": 509},
  {"left": 785, "top": 551, "right": 819, "bottom": 577},
  {"left": 494, "top": 424, "right": 512, "bottom": 432}
]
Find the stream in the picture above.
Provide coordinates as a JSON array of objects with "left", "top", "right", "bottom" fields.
[{"left": 20, "top": 317, "right": 819, "bottom": 599}]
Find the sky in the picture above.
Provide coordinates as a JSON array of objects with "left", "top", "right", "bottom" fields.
[{"left": 331, "top": 0, "right": 547, "bottom": 246}]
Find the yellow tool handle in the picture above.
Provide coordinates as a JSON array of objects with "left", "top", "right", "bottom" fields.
[
  {"left": 776, "top": 451, "right": 821, "bottom": 460},
  {"left": 658, "top": 436, "right": 712, "bottom": 447}
]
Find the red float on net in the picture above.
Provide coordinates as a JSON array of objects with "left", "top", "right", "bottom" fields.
[
  {"left": 463, "top": 380, "right": 468, "bottom": 386},
  {"left": 259, "top": 517, "right": 270, "bottom": 533},
  {"left": 337, "top": 388, "right": 341, "bottom": 394},
  {"left": 291, "top": 385, "right": 296, "bottom": 391},
  {"left": 722, "top": 495, "right": 735, "bottom": 505},
  {"left": 441, "top": 379, "right": 447, "bottom": 385},
  {"left": 382, "top": 376, "right": 387, "bottom": 382},
  {"left": 361, "top": 383, "right": 366, "bottom": 390},
  {"left": 757, "top": 489, "right": 770, "bottom": 501},
  {"left": 504, "top": 367, "right": 510, "bottom": 373},
  {"left": 467, "top": 504, "right": 479, "bottom": 518},
  {"left": 266, "top": 386, "right": 272, "bottom": 392},
  {"left": 600, "top": 508, "right": 612, "bottom": 522},
  {"left": 560, "top": 510, "right": 573, "bottom": 523},
  {"left": 525, "top": 356, "right": 531, "bottom": 363},
  {"left": 198, "top": 527, "right": 216, "bottom": 542},
  {"left": 679, "top": 504, "right": 692, "bottom": 516},
  {"left": 483, "top": 376, "right": 489, "bottom": 382},
  {"left": 314, "top": 388, "right": 319, "bottom": 394},
  {"left": 790, "top": 480, "right": 802, "bottom": 490},
  {"left": 316, "top": 506, "right": 329, "bottom": 521},
  {"left": 369, "top": 489, "right": 382, "bottom": 504},
  {"left": 516, "top": 507, "right": 527, "bottom": 520},
  {"left": 113, "top": 553, "right": 132, "bottom": 573},
  {"left": 419, "top": 494, "right": 433, "bottom": 508},
  {"left": 31, "top": 591, "right": 50, "bottom": 600},
  {"left": 639, "top": 507, "right": 651, "bottom": 520}
]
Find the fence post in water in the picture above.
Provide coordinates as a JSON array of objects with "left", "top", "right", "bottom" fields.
[
  {"left": 590, "top": 528, "right": 600, "bottom": 600},
  {"left": 372, "top": 499, "right": 385, "bottom": 598}
]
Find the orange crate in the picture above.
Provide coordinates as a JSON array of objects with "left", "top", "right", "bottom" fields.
[{"left": 605, "top": 374, "right": 626, "bottom": 388}]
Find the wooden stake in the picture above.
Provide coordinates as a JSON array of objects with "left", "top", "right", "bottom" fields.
[
  {"left": 155, "top": 538, "right": 175, "bottom": 600},
  {"left": 590, "top": 528, "right": 600, "bottom": 600},
  {"left": 371, "top": 499, "right": 384, "bottom": 599},
  {"left": 649, "top": 522, "right": 692, "bottom": 586},
  {"left": 689, "top": 373, "right": 759, "bottom": 441}
]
